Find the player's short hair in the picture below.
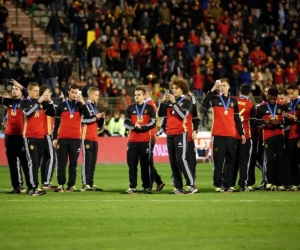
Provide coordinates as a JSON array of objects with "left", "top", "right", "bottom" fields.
[
  {"left": 240, "top": 84, "right": 251, "bottom": 96},
  {"left": 141, "top": 85, "right": 152, "bottom": 95},
  {"left": 27, "top": 82, "right": 39, "bottom": 90},
  {"left": 69, "top": 84, "right": 80, "bottom": 91},
  {"left": 135, "top": 86, "right": 146, "bottom": 95},
  {"left": 220, "top": 78, "right": 230, "bottom": 85},
  {"left": 268, "top": 86, "right": 279, "bottom": 96},
  {"left": 279, "top": 88, "right": 288, "bottom": 95},
  {"left": 39, "top": 85, "right": 50, "bottom": 96},
  {"left": 286, "top": 84, "right": 298, "bottom": 91},
  {"left": 169, "top": 75, "right": 189, "bottom": 95},
  {"left": 87, "top": 86, "right": 99, "bottom": 95}
]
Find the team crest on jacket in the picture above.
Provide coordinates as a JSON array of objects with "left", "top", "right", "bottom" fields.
[
  {"left": 298, "top": 104, "right": 300, "bottom": 109},
  {"left": 214, "top": 147, "right": 218, "bottom": 152},
  {"left": 230, "top": 102, "right": 234, "bottom": 107},
  {"left": 30, "top": 145, "right": 34, "bottom": 150},
  {"left": 264, "top": 144, "right": 268, "bottom": 149},
  {"left": 144, "top": 110, "right": 148, "bottom": 114},
  {"left": 86, "top": 144, "right": 90, "bottom": 149},
  {"left": 57, "top": 144, "right": 60, "bottom": 149},
  {"left": 277, "top": 109, "right": 281, "bottom": 114},
  {"left": 39, "top": 104, "right": 43, "bottom": 108}
]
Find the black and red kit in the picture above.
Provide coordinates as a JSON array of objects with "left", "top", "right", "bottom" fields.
[
  {"left": 158, "top": 96, "right": 195, "bottom": 190},
  {"left": 20, "top": 98, "right": 56, "bottom": 191},
  {"left": 81, "top": 101, "right": 104, "bottom": 187},
  {"left": 233, "top": 96, "right": 256, "bottom": 188},
  {"left": 124, "top": 102, "right": 156, "bottom": 189},
  {"left": 202, "top": 91, "right": 244, "bottom": 189},
  {"left": 256, "top": 102, "right": 287, "bottom": 186},
  {"left": 0, "top": 89, "right": 29, "bottom": 191},
  {"left": 53, "top": 99, "right": 91, "bottom": 188}
]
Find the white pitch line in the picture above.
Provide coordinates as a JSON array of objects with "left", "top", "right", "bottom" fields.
[{"left": 0, "top": 199, "right": 297, "bottom": 202}]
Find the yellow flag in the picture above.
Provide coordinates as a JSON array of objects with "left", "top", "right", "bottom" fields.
[{"left": 87, "top": 31, "right": 96, "bottom": 49}]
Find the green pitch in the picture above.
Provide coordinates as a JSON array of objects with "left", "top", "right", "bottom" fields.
[{"left": 0, "top": 164, "right": 299, "bottom": 250}]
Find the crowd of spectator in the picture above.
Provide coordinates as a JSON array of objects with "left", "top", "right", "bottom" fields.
[{"left": 1, "top": 0, "right": 300, "bottom": 104}]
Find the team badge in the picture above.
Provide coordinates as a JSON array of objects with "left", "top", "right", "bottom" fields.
[
  {"left": 30, "top": 145, "right": 34, "bottom": 150},
  {"left": 57, "top": 144, "right": 60, "bottom": 149},
  {"left": 86, "top": 144, "right": 90, "bottom": 149},
  {"left": 230, "top": 102, "right": 234, "bottom": 107},
  {"left": 298, "top": 104, "right": 300, "bottom": 109},
  {"left": 144, "top": 110, "right": 148, "bottom": 114},
  {"left": 179, "top": 103, "right": 183, "bottom": 106},
  {"left": 214, "top": 147, "right": 218, "bottom": 152},
  {"left": 277, "top": 109, "right": 281, "bottom": 114},
  {"left": 264, "top": 144, "right": 268, "bottom": 149},
  {"left": 39, "top": 104, "right": 43, "bottom": 109}
]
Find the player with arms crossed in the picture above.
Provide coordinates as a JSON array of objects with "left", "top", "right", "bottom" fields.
[{"left": 202, "top": 78, "right": 246, "bottom": 192}]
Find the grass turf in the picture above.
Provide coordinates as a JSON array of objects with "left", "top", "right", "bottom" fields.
[{"left": 0, "top": 163, "right": 299, "bottom": 250}]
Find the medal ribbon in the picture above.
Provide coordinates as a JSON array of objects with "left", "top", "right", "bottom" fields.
[
  {"left": 219, "top": 95, "right": 230, "bottom": 112},
  {"left": 87, "top": 100, "right": 97, "bottom": 114},
  {"left": 290, "top": 98, "right": 300, "bottom": 114},
  {"left": 66, "top": 99, "right": 78, "bottom": 116},
  {"left": 266, "top": 102, "right": 277, "bottom": 118},
  {"left": 27, "top": 97, "right": 39, "bottom": 114},
  {"left": 136, "top": 102, "right": 147, "bottom": 120},
  {"left": 176, "top": 96, "right": 185, "bottom": 105}
]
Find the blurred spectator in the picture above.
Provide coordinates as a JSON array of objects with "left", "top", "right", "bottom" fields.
[
  {"left": 58, "top": 58, "right": 72, "bottom": 86},
  {"left": 46, "top": 15, "right": 63, "bottom": 53},
  {"left": 193, "top": 67, "right": 203, "bottom": 97},
  {"left": 0, "top": 61, "right": 10, "bottom": 89},
  {"left": 15, "top": 36, "right": 27, "bottom": 60},
  {"left": 82, "top": 77, "right": 96, "bottom": 97},
  {"left": 108, "top": 111, "right": 126, "bottom": 137},
  {"left": 124, "top": 78, "right": 135, "bottom": 97},
  {"left": 0, "top": 2, "right": 8, "bottom": 26},
  {"left": 32, "top": 56, "right": 45, "bottom": 86},
  {"left": 88, "top": 37, "right": 102, "bottom": 69},
  {"left": 44, "top": 56, "right": 58, "bottom": 93},
  {"left": 116, "top": 88, "right": 132, "bottom": 112}
]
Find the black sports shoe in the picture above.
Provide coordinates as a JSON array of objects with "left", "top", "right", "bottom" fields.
[
  {"left": 54, "top": 185, "right": 64, "bottom": 192},
  {"left": 66, "top": 186, "right": 79, "bottom": 192},
  {"left": 222, "top": 187, "right": 237, "bottom": 193},
  {"left": 32, "top": 189, "right": 46, "bottom": 196},
  {"left": 6, "top": 189, "right": 21, "bottom": 194},
  {"left": 185, "top": 186, "right": 198, "bottom": 194},
  {"left": 124, "top": 188, "right": 138, "bottom": 194},
  {"left": 142, "top": 188, "right": 153, "bottom": 194},
  {"left": 169, "top": 188, "right": 185, "bottom": 194},
  {"left": 255, "top": 185, "right": 265, "bottom": 190},
  {"left": 156, "top": 182, "right": 165, "bottom": 192},
  {"left": 91, "top": 185, "right": 103, "bottom": 191},
  {"left": 19, "top": 186, "right": 26, "bottom": 193},
  {"left": 239, "top": 187, "right": 250, "bottom": 192},
  {"left": 26, "top": 190, "right": 33, "bottom": 195}
]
